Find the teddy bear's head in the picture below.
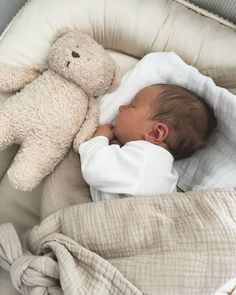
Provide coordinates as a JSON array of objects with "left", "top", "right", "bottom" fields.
[{"left": 48, "top": 31, "right": 120, "bottom": 97}]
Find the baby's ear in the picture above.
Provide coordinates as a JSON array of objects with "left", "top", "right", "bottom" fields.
[
  {"left": 144, "top": 122, "right": 169, "bottom": 145},
  {"left": 107, "top": 66, "right": 121, "bottom": 93}
]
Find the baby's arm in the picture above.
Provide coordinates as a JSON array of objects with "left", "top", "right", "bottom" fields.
[
  {"left": 92, "top": 124, "right": 114, "bottom": 140},
  {"left": 79, "top": 136, "right": 145, "bottom": 194},
  {"left": 93, "top": 124, "right": 121, "bottom": 146}
]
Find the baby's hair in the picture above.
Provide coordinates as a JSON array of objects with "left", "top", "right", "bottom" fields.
[{"left": 150, "top": 84, "right": 217, "bottom": 160}]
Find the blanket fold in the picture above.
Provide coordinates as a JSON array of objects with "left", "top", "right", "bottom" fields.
[
  {"left": 0, "top": 223, "right": 142, "bottom": 295},
  {"left": 0, "top": 223, "right": 62, "bottom": 294},
  {"left": 1, "top": 189, "right": 236, "bottom": 294},
  {"left": 0, "top": 223, "right": 22, "bottom": 271}
]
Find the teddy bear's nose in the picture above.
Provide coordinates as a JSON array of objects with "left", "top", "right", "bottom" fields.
[{"left": 72, "top": 51, "right": 80, "bottom": 58}]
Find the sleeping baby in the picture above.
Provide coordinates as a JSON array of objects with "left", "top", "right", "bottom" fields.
[{"left": 79, "top": 84, "right": 217, "bottom": 202}]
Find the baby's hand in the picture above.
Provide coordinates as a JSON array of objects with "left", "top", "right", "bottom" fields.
[
  {"left": 110, "top": 138, "right": 121, "bottom": 146},
  {"left": 93, "top": 124, "right": 115, "bottom": 141}
]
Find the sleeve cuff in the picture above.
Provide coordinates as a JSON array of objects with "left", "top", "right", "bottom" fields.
[{"left": 79, "top": 136, "right": 109, "bottom": 156}]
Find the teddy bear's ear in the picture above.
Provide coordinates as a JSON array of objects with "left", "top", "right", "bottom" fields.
[
  {"left": 107, "top": 66, "right": 121, "bottom": 93},
  {"left": 51, "top": 28, "right": 70, "bottom": 44}
]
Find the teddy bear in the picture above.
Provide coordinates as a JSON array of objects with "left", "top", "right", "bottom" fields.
[{"left": 0, "top": 31, "right": 120, "bottom": 191}]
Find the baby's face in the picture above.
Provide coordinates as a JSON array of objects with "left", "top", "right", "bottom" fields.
[{"left": 114, "top": 86, "right": 157, "bottom": 145}]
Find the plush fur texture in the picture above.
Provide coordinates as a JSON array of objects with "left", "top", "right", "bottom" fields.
[{"left": 0, "top": 31, "right": 120, "bottom": 191}]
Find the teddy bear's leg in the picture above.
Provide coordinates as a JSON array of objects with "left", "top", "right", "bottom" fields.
[
  {"left": 7, "top": 137, "right": 67, "bottom": 191},
  {"left": 0, "top": 114, "right": 16, "bottom": 151}
]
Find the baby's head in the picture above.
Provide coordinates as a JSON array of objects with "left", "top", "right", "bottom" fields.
[{"left": 114, "top": 84, "right": 217, "bottom": 160}]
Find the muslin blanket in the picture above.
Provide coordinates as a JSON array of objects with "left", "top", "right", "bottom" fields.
[
  {"left": 1, "top": 188, "right": 236, "bottom": 294},
  {"left": 98, "top": 52, "right": 236, "bottom": 191}
]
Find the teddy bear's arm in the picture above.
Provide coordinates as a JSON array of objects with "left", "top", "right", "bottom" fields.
[
  {"left": 73, "top": 97, "right": 99, "bottom": 151},
  {"left": 0, "top": 64, "right": 39, "bottom": 92}
]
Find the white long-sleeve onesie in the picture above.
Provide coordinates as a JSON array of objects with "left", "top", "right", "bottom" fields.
[{"left": 79, "top": 136, "right": 178, "bottom": 202}]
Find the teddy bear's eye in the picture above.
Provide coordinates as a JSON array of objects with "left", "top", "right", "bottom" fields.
[{"left": 72, "top": 51, "right": 80, "bottom": 58}]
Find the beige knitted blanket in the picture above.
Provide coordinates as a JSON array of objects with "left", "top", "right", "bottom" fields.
[{"left": 0, "top": 68, "right": 236, "bottom": 294}]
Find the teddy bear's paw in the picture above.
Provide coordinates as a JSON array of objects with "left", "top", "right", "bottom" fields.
[
  {"left": 0, "top": 65, "right": 39, "bottom": 92},
  {"left": 0, "top": 114, "right": 17, "bottom": 151},
  {"left": 7, "top": 150, "right": 46, "bottom": 191},
  {"left": 73, "top": 123, "right": 98, "bottom": 152},
  {"left": 7, "top": 139, "right": 67, "bottom": 191},
  {"left": 7, "top": 166, "right": 38, "bottom": 191},
  {"left": 73, "top": 135, "right": 87, "bottom": 152},
  {"left": 8, "top": 158, "right": 55, "bottom": 191}
]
